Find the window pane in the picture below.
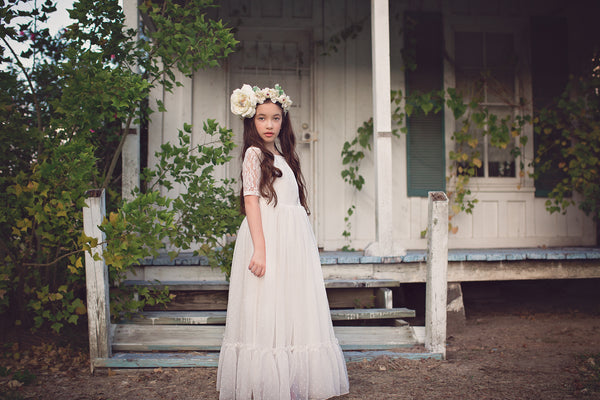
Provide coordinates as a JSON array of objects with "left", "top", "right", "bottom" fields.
[
  {"left": 456, "top": 70, "right": 484, "bottom": 102},
  {"left": 455, "top": 32, "right": 483, "bottom": 68},
  {"left": 485, "top": 33, "right": 515, "bottom": 68},
  {"left": 487, "top": 107, "right": 515, "bottom": 177},
  {"left": 487, "top": 71, "right": 515, "bottom": 103},
  {"left": 486, "top": 33, "right": 516, "bottom": 103},
  {"left": 455, "top": 115, "right": 484, "bottom": 177}
]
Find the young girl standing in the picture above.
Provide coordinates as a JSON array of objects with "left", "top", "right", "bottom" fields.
[{"left": 217, "top": 84, "right": 349, "bottom": 400}]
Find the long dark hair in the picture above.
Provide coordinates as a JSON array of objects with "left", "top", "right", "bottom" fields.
[{"left": 239, "top": 100, "right": 310, "bottom": 215}]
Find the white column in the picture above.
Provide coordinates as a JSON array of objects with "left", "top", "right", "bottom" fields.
[
  {"left": 425, "top": 191, "right": 448, "bottom": 359},
  {"left": 83, "top": 189, "right": 111, "bottom": 371},
  {"left": 122, "top": 127, "right": 140, "bottom": 201},
  {"left": 122, "top": 0, "right": 140, "bottom": 201},
  {"left": 366, "top": 0, "right": 398, "bottom": 256}
]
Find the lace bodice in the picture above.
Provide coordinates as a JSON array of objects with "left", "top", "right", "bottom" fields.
[
  {"left": 241, "top": 146, "right": 300, "bottom": 207},
  {"left": 242, "top": 147, "right": 262, "bottom": 197}
]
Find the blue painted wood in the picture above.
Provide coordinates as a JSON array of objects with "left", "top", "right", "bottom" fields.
[
  {"left": 546, "top": 251, "right": 566, "bottom": 260},
  {"left": 360, "top": 256, "right": 382, "bottom": 263},
  {"left": 402, "top": 251, "right": 426, "bottom": 263},
  {"left": 319, "top": 256, "right": 338, "bottom": 265},
  {"left": 93, "top": 350, "right": 443, "bottom": 368},
  {"left": 448, "top": 251, "right": 467, "bottom": 261},
  {"left": 336, "top": 254, "right": 362, "bottom": 264},
  {"left": 585, "top": 250, "right": 600, "bottom": 259},
  {"left": 343, "top": 350, "right": 443, "bottom": 362},
  {"left": 506, "top": 252, "right": 527, "bottom": 261},
  {"left": 466, "top": 252, "right": 488, "bottom": 261},
  {"left": 94, "top": 353, "right": 221, "bottom": 368},
  {"left": 136, "top": 247, "right": 599, "bottom": 266},
  {"left": 381, "top": 256, "right": 404, "bottom": 263},
  {"left": 485, "top": 253, "right": 506, "bottom": 261},
  {"left": 526, "top": 251, "right": 547, "bottom": 260}
]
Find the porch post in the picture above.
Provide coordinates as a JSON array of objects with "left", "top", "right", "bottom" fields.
[
  {"left": 367, "top": 0, "right": 395, "bottom": 256},
  {"left": 122, "top": 0, "right": 140, "bottom": 201},
  {"left": 83, "top": 189, "right": 111, "bottom": 372},
  {"left": 425, "top": 191, "right": 448, "bottom": 359},
  {"left": 122, "top": 127, "right": 140, "bottom": 201}
]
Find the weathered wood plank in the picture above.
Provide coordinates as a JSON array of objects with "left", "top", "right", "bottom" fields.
[
  {"left": 93, "top": 348, "right": 443, "bottom": 369},
  {"left": 123, "top": 280, "right": 229, "bottom": 291},
  {"left": 111, "top": 325, "right": 421, "bottom": 352},
  {"left": 331, "top": 308, "right": 414, "bottom": 320},
  {"left": 343, "top": 350, "right": 443, "bottom": 362},
  {"left": 124, "top": 307, "right": 416, "bottom": 325},
  {"left": 127, "top": 311, "right": 227, "bottom": 325},
  {"left": 94, "top": 352, "right": 220, "bottom": 368},
  {"left": 123, "top": 278, "right": 400, "bottom": 290},
  {"left": 83, "top": 190, "right": 111, "bottom": 371},
  {"left": 325, "top": 279, "right": 400, "bottom": 288}
]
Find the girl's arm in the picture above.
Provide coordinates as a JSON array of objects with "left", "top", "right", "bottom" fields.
[{"left": 244, "top": 195, "right": 266, "bottom": 277}]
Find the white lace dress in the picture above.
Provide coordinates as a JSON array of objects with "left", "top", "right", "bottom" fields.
[{"left": 217, "top": 147, "right": 349, "bottom": 400}]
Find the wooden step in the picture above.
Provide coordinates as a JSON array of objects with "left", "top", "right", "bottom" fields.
[
  {"left": 93, "top": 348, "right": 442, "bottom": 369},
  {"left": 111, "top": 325, "right": 420, "bottom": 352},
  {"left": 123, "top": 307, "right": 415, "bottom": 325},
  {"left": 122, "top": 278, "right": 400, "bottom": 291}
]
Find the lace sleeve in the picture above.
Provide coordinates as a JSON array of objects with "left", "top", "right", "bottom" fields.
[{"left": 242, "top": 147, "right": 262, "bottom": 197}]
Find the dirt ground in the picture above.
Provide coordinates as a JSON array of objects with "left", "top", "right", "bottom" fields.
[{"left": 2, "top": 279, "right": 599, "bottom": 400}]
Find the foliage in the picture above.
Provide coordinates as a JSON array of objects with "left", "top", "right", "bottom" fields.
[
  {"left": 533, "top": 75, "right": 600, "bottom": 221},
  {"left": 101, "top": 121, "right": 241, "bottom": 290},
  {"left": 339, "top": 86, "right": 531, "bottom": 240},
  {"left": 0, "top": 0, "right": 238, "bottom": 332}
]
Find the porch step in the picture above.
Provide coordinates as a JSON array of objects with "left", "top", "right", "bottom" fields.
[
  {"left": 93, "top": 348, "right": 442, "bottom": 369},
  {"left": 122, "top": 278, "right": 401, "bottom": 290},
  {"left": 123, "top": 307, "right": 415, "bottom": 325},
  {"left": 111, "top": 325, "right": 420, "bottom": 352}
]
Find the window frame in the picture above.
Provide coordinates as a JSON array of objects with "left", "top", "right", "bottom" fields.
[{"left": 444, "top": 16, "right": 533, "bottom": 190}]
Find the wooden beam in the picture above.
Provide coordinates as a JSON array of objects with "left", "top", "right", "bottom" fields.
[
  {"left": 425, "top": 191, "right": 448, "bottom": 359},
  {"left": 368, "top": 0, "right": 395, "bottom": 256},
  {"left": 83, "top": 189, "right": 111, "bottom": 372}
]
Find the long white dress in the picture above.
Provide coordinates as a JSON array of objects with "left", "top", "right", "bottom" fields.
[{"left": 217, "top": 147, "right": 349, "bottom": 400}]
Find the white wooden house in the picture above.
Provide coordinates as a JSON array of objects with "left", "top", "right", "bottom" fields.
[
  {"left": 124, "top": 0, "right": 598, "bottom": 253},
  {"left": 81, "top": 0, "right": 600, "bottom": 370}
]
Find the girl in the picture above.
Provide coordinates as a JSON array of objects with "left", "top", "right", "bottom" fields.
[{"left": 217, "top": 84, "right": 349, "bottom": 400}]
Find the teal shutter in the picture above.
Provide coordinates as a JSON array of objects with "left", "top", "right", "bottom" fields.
[
  {"left": 530, "top": 16, "right": 568, "bottom": 197},
  {"left": 405, "top": 12, "right": 445, "bottom": 197}
]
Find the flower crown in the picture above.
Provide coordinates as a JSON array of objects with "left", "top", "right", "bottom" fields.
[{"left": 230, "top": 84, "right": 293, "bottom": 119}]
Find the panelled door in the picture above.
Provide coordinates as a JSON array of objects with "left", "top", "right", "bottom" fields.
[{"left": 228, "top": 29, "right": 316, "bottom": 224}]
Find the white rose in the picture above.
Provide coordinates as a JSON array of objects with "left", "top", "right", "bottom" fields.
[
  {"left": 281, "top": 96, "right": 293, "bottom": 111},
  {"left": 255, "top": 89, "right": 267, "bottom": 104},
  {"left": 231, "top": 84, "right": 257, "bottom": 118}
]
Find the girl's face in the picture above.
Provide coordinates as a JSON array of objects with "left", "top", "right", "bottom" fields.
[{"left": 254, "top": 101, "right": 282, "bottom": 151}]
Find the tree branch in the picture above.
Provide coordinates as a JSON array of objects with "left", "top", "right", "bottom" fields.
[{"left": 0, "top": 35, "right": 43, "bottom": 132}]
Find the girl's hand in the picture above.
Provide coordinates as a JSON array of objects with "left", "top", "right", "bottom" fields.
[{"left": 248, "top": 249, "right": 266, "bottom": 277}]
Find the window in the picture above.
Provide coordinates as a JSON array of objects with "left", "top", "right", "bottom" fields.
[{"left": 454, "top": 31, "right": 518, "bottom": 178}]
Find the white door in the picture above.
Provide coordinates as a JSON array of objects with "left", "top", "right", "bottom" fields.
[{"left": 228, "top": 29, "right": 316, "bottom": 224}]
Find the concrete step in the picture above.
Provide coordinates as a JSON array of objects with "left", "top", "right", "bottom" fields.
[{"left": 122, "top": 307, "right": 415, "bottom": 325}]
